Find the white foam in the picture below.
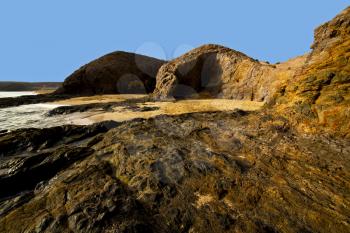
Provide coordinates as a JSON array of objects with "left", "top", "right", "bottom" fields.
[{"left": 0, "top": 91, "right": 37, "bottom": 98}]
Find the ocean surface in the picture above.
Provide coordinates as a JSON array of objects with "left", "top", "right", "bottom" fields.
[{"left": 0, "top": 92, "right": 92, "bottom": 131}]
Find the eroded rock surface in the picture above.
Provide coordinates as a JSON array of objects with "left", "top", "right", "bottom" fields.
[
  {"left": 0, "top": 111, "right": 349, "bottom": 233},
  {"left": 153, "top": 44, "right": 279, "bottom": 101},
  {"left": 273, "top": 6, "right": 350, "bottom": 138},
  {"left": 152, "top": 45, "right": 305, "bottom": 102}
]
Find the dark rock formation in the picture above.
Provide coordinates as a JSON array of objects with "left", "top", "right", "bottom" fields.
[
  {"left": 0, "top": 111, "right": 349, "bottom": 232},
  {"left": 56, "top": 52, "right": 166, "bottom": 95},
  {"left": 0, "top": 121, "right": 118, "bottom": 157},
  {"left": 0, "top": 121, "right": 118, "bottom": 205}
]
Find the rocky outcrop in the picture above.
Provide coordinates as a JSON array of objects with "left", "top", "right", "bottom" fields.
[
  {"left": 1, "top": 111, "right": 349, "bottom": 232},
  {"left": 153, "top": 8, "right": 349, "bottom": 105},
  {"left": 273, "top": 6, "right": 350, "bottom": 137},
  {"left": 153, "top": 7, "right": 350, "bottom": 138},
  {"left": 311, "top": 6, "right": 350, "bottom": 51},
  {"left": 153, "top": 44, "right": 282, "bottom": 101},
  {"left": 0, "top": 121, "right": 118, "bottom": 213},
  {"left": 56, "top": 52, "right": 166, "bottom": 95},
  {"left": 152, "top": 44, "right": 307, "bottom": 101}
]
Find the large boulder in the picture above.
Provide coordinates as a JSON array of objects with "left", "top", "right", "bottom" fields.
[{"left": 56, "top": 52, "right": 165, "bottom": 95}]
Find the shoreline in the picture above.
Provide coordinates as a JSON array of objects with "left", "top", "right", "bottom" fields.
[{"left": 0, "top": 93, "right": 265, "bottom": 131}]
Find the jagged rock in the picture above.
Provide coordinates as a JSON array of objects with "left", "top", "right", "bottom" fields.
[
  {"left": 274, "top": 6, "right": 350, "bottom": 138},
  {"left": 311, "top": 6, "right": 350, "bottom": 51},
  {"left": 56, "top": 52, "right": 166, "bottom": 95}
]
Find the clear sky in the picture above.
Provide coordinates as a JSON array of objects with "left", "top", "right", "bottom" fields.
[{"left": 0, "top": 1, "right": 348, "bottom": 82}]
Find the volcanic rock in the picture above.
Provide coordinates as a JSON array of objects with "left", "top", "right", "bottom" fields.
[
  {"left": 0, "top": 111, "right": 349, "bottom": 232},
  {"left": 55, "top": 52, "right": 166, "bottom": 95}
]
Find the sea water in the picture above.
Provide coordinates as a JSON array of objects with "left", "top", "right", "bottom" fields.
[
  {"left": 0, "top": 92, "right": 92, "bottom": 131},
  {"left": 0, "top": 91, "right": 37, "bottom": 98}
]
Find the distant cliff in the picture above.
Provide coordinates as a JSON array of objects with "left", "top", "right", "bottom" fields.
[{"left": 0, "top": 82, "right": 61, "bottom": 91}]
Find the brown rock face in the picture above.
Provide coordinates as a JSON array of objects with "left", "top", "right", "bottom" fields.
[
  {"left": 274, "top": 6, "right": 350, "bottom": 137},
  {"left": 311, "top": 6, "right": 350, "bottom": 51},
  {"left": 152, "top": 45, "right": 309, "bottom": 102},
  {"left": 56, "top": 52, "right": 165, "bottom": 95},
  {"left": 153, "top": 44, "right": 277, "bottom": 101}
]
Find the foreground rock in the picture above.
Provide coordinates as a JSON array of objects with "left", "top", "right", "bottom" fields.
[
  {"left": 0, "top": 121, "right": 118, "bottom": 198},
  {"left": 56, "top": 52, "right": 166, "bottom": 95},
  {"left": 0, "top": 111, "right": 349, "bottom": 233}
]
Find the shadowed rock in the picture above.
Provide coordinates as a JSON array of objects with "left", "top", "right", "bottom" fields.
[{"left": 56, "top": 52, "right": 166, "bottom": 95}]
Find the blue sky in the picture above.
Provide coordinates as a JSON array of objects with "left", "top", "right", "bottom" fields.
[{"left": 0, "top": 1, "right": 348, "bottom": 82}]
